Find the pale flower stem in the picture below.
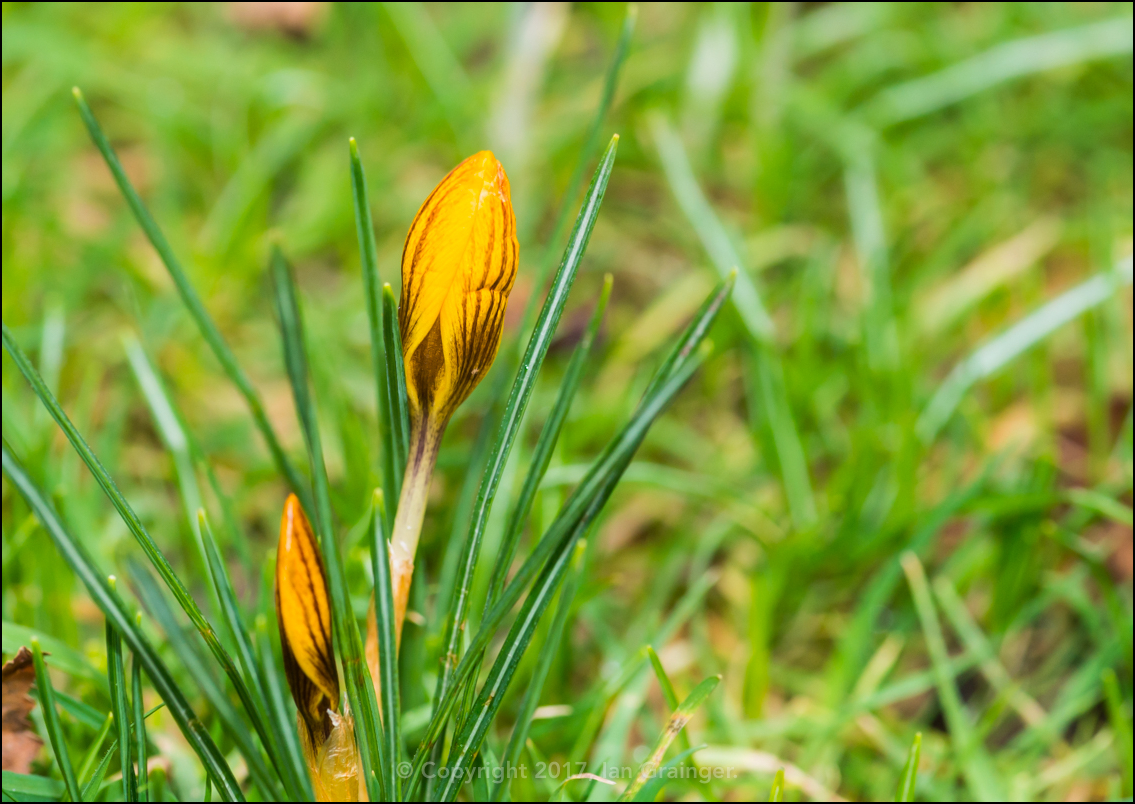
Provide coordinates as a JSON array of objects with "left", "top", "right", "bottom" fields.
[{"left": 390, "top": 416, "right": 440, "bottom": 648}]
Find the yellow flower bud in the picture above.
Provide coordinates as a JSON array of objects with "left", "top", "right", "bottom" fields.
[
  {"left": 276, "top": 495, "right": 366, "bottom": 802},
  {"left": 398, "top": 150, "right": 518, "bottom": 433},
  {"left": 389, "top": 151, "right": 519, "bottom": 641},
  {"left": 275, "top": 494, "right": 339, "bottom": 745}
]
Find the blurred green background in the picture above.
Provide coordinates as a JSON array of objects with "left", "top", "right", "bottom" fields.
[{"left": 2, "top": 2, "right": 1133, "bottom": 801}]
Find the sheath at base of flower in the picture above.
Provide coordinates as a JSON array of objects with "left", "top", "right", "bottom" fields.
[
  {"left": 276, "top": 494, "right": 363, "bottom": 802},
  {"left": 390, "top": 150, "right": 518, "bottom": 643}
]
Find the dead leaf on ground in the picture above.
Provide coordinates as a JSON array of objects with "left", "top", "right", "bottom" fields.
[{"left": 2, "top": 646, "right": 42, "bottom": 773}]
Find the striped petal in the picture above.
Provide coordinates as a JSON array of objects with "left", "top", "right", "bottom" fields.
[
  {"left": 275, "top": 493, "right": 339, "bottom": 744},
  {"left": 398, "top": 150, "right": 518, "bottom": 428}
]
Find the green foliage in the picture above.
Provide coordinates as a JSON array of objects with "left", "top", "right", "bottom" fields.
[{"left": 2, "top": 3, "right": 1133, "bottom": 802}]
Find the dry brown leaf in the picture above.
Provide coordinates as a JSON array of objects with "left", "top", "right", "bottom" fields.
[{"left": 2, "top": 646, "right": 42, "bottom": 773}]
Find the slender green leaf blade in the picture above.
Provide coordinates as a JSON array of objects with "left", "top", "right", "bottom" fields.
[
  {"left": 487, "top": 276, "right": 612, "bottom": 612},
  {"left": 646, "top": 645, "right": 681, "bottom": 714},
  {"left": 269, "top": 246, "right": 383, "bottom": 802},
  {"left": 1, "top": 773, "right": 63, "bottom": 802},
  {"left": 492, "top": 541, "right": 588, "bottom": 801},
  {"left": 105, "top": 598, "right": 137, "bottom": 803},
  {"left": 895, "top": 732, "right": 922, "bottom": 802},
  {"left": 433, "top": 133, "right": 620, "bottom": 727},
  {"left": 350, "top": 138, "right": 399, "bottom": 529},
  {"left": 130, "top": 655, "right": 148, "bottom": 802},
  {"left": 29, "top": 639, "right": 82, "bottom": 802},
  {"left": 619, "top": 675, "right": 720, "bottom": 802},
  {"left": 381, "top": 283, "right": 410, "bottom": 481},
  {"left": 867, "top": 16, "right": 1134, "bottom": 126},
  {"left": 371, "top": 491, "right": 402, "bottom": 800},
  {"left": 901, "top": 552, "right": 1001, "bottom": 800},
  {"left": 650, "top": 113, "right": 773, "bottom": 341},
  {"left": 1102, "top": 669, "right": 1133, "bottom": 797},
  {"left": 769, "top": 768, "right": 785, "bottom": 802},
  {"left": 918, "top": 257, "right": 1133, "bottom": 442},
  {"left": 70, "top": 88, "right": 311, "bottom": 512},
  {"left": 75, "top": 713, "right": 112, "bottom": 791}
]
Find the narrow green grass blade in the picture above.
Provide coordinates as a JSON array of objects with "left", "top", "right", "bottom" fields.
[
  {"left": 747, "top": 344, "right": 817, "bottom": 527},
  {"left": 1, "top": 773, "right": 63, "bottom": 801},
  {"left": 901, "top": 552, "right": 1002, "bottom": 800},
  {"left": 491, "top": 541, "right": 587, "bottom": 802},
  {"left": 43, "top": 692, "right": 103, "bottom": 733},
  {"left": 867, "top": 16, "right": 1134, "bottom": 127},
  {"left": 370, "top": 491, "right": 401, "bottom": 800},
  {"left": 932, "top": 577, "right": 1052, "bottom": 739},
  {"left": 29, "top": 639, "right": 82, "bottom": 802},
  {"left": 1065, "top": 488, "right": 1133, "bottom": 528},
  {"left": 381, "top": 1, "right": 473, "bottom": 144},
  {"left": 486, "top": 275, "right": 612, "bottom": 611},
  {"left": 129, "top": 561, "right": 287, "bottom": 801},
  {"left": 75, "top": 713, "right": 112, "bottom": 790},
  {"left": 843, "top": 150, "right": 898, "bottom": 371},
  {"left": 78, "top": 704, "right": 166, "bottom": 802},
  {"left": 255, "top": 618, "right": 313, "bottom": 802},
  {"left": 70, "top": 88, "right": 311, "bottom": 514},
  {"left": 433, "top": 134, "right": 620, "bottom": 726},
  {"left": 650, "top": 115, "right": 816, "bottom": 526},
  {"left": 519, "top": 5, "right": 636, "bottom": 325},
  {"left": 769, "top": 767, "right": 785, "bottom": 802},
  {"left": 350, "top": 139, "right": 399, "bottom": 530},
  {"left": 894, "top": 731, "right": 922, "bottom": 802},
  {"left": 429, "top": 353, "right": 708, "bottom": 800},
  {"left": 644, "top": 644, "right": 694, "bottom": 766},
  {"left": 381, "top": 284, "right": 410, "bottom": 482},
  {"left": 647, "top": 646, "right": 680, "bottom": 711},
  {"left": 122, "top": 334, "right": 205, "bottom": 557},
  {"left": 1102, "top": 669, "right": 1133, "bottom": 797},
  {"left": 626, "top": 744, "right": 708, "bottom": 804},
  {"left": 130, "top": 655, "right": 148, "bottom": 802},
  {"left": 649, "top": 113, "right": 773, "bottom": 341},
  {"left": 269, "top": 246, "right": 383, "bottom": 802},
  {"left": 2, "top": 323, "right": 272, "bottom": 787},
  {"left": 80, "top": 744, "right": 116, "bottom": 802},
  {"left": 2, "top": 449, "right": 245, "bottom": 801},
  {"left": 618, "top": 674, "right": 720, "bottom": 802},
  {"left": 105, "top": 593, "right": 137, "bottom": 803},
  {"left": 918, "top": 257, "right": 1133, "bottom": 442}
]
